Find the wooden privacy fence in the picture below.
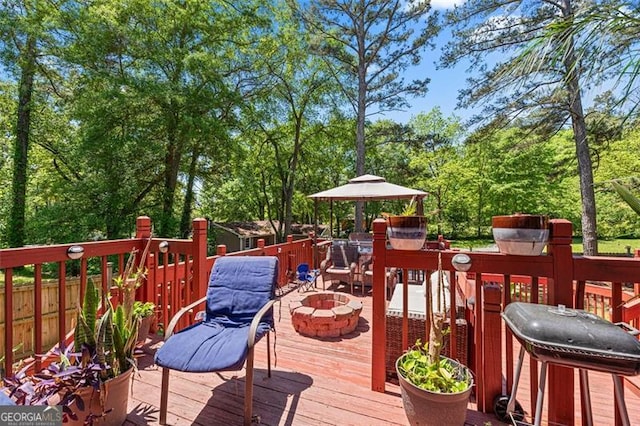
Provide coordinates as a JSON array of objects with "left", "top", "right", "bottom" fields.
[{"left": 0, "top": 275, "right": 109, "bottom": 363}]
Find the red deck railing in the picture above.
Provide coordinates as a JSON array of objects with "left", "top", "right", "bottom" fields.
[
  {"left": 371, "top": 218, "right": 640, "bottom": 426},
  {"left": 0, "top": 216, "right": 320, "bottom": 375},
  {"left": 2, "top": 215, "right": 639, "bottom": 426}
]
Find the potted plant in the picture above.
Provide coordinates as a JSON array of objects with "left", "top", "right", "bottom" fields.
[
  {"left": 395, "top": 252, "right": 473, "bottom": 426},
  {"left": 491, "top": 213, "right": 549, "bottom": 256},
  {"left": 133, "top": 301, "right": 156, "bottom": 344},
  {"left": 2, "top": 241, "right": 150, "bottom": 425},
  {"left": 385, "top": 196, "right": 427, "bottom": 250}
]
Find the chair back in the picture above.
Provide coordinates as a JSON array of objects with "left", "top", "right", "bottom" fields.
[
  {"left": 206, "top": 256, "right": 278, "bottom": 325},
  {"left": 330, "top": 244, "right": 358, "bottom": 268},
  {"left": 297, "top": 263, "right": 310, "bottom": 279}
]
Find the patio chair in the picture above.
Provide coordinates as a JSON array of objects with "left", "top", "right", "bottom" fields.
[
  {"left": 154, "top": 256, "right": 278, "bottom": 426},
  {"left": 361, "top": 258, "right": 398, "bottom": 299},
  {"left": 295, "top": 262, "right": 318, "bottom": 292},
  {"left": 320, "top": 244, "right": 358, "bottom": 293}
]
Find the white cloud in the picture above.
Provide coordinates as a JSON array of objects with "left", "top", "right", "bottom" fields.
[{"left": 429, "top": 0, "right": 465, "bottom": 10}]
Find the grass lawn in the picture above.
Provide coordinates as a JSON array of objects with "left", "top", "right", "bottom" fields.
[
  {"left": 449, "top": 237, "right": 640, "bottom": 255},
  {"left": 574, "top": 238, "right": 640, "bottom": 255}
]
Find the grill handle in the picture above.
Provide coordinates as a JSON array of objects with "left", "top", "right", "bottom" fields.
[{"left": 615, "top": 322, "right": 640, "bottom": 337}]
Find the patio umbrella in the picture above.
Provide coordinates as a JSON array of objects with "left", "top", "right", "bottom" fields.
[
  {"left": 308, "top": 174, "right": 427, "bottom": 201},
  {"left": 308, "top": 174, "right": 427, "bottom": 265}
]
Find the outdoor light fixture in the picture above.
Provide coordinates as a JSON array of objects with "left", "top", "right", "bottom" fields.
[
  {"left": 67, "top": 245, "right": 85, "bottom": 260},
  {"left": 158, "top": 241, "right": 169, "bottom": 253},
  {"left": 451, "top": 253, "right": 472, "bottom": 272}
]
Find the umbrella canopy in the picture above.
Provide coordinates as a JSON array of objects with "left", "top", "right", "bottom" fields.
[{"left": 308, "top": 174, "right": 427, "bottom": 201}]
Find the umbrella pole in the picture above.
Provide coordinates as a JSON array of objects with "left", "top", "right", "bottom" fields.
[
  {"left": 314, "top": 199, "right": 319, "bottom": 269},
  {"left": 330, "top": 201, "right": 334, "bottom": 239}
]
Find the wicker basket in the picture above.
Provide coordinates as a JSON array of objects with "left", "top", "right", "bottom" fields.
[{"left": 385, "top": 314, "right": 468, "bottom": 379}]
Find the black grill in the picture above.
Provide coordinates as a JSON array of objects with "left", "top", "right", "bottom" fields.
[
  {"left": 503, "top": 302, "right": 640, "bottom": 376},
  {"left": 497, "top": 302, "right": 640, "bottom": 426}
]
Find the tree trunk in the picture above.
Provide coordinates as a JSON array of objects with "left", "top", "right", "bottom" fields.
[
  {"left": 160, "top": 107, "right": 182, "bottom": 237},
  {"left": 180, "top": 146, "right": 200, "bottom": 238},
  {"left": 8, "top": 35, "right": 36, "bottom": 248},
  {"left": 561, "top": 0, "right": 598, "bottom": 255},
  {"left": 353, "top": 11, "right": 367, "bottom": 233}
]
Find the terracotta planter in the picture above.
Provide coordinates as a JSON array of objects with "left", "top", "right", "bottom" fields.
[
  {"left": 492, "top": 214, "right": 549, "bottom": 256},
  {"left": 65, "top": 368, "right": 132, "bottom": 426},
  {"left": 387, "top": 216, "right": 427, "bottom": 250},
  {"left": 137, "top": 315, "right": 153, "bottom": 344},
  {"left": 396, "top": 356, "right": 472, "bottom": 426}
]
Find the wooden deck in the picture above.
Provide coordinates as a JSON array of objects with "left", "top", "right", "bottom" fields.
[{"left": 125, "top": 280, "right": 639, "bottom": 426}]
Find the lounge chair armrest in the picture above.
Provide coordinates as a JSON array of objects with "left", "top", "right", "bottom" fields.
[
  {"left": 320, "top": 258, "right": 331, "bottom": 271},
  {"left": 165, "top": 295, "right": 208, "bottom": 340},
  {"left": 361, "top": 257, "right": 373, "bottom": 271},
  {"left": 349, "top": 262, "right": 358, "bottom": 273},
  {"left": 247, "top": 299, "right": 277, "bottom": 349}
]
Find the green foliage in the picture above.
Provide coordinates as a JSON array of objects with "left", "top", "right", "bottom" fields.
[
  {"left": 74, "top": 277, "right": 137, "bottom": 379},
  {"left": 1, "top": 0, "right": 640, "bottom": 248},
  {"left": 397, "top": 340, "right": 472, "bottom": 394},
  {"left": 133, "top": 301, "right": 156, "bottom": 318},
  {"left": 611, "top": 181, "right": 640, "bottom": 216},
  {"left": 74, "top": 279, "right": 99, "bottom": 353}
]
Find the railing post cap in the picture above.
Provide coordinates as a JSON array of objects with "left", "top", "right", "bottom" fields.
[{"left": 192, "top": 218, "right": 207, "bottom": 229}]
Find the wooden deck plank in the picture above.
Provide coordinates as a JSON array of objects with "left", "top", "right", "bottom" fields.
[{"left": 125, "top": 284, "right": 636, "bottom": 425}]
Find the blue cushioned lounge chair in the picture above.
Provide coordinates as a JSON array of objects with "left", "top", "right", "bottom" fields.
[{"left": 154, "top": 256, "right": 278, "bottom": 425}]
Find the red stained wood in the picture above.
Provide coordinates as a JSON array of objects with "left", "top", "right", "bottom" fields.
[
  {"left": 124, "top": 287, "right": 639, "bottom": 426},
  {"left": 124, "top": 287, "right": 501, "bottom": 426}
]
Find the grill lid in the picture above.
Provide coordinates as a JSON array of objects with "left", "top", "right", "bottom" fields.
[{"left": 502, "top": 302, "right": 640, "bottom": 361}]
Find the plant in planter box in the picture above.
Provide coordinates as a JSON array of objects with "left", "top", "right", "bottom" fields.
[
  {"left": 1, "top": 241, "right": 152, "bottom": 424},
  {"left": 2, "top": 277, "right": 138, "bottom": 425},
  {"left": 385, "top": 196, "right": 427, "bottom": 250},
  {"left": 395, "top": 252, "right": 473, "bottom": 426},
  {"left": 133, "top": 301, "right": 156, "bottom": 344}
]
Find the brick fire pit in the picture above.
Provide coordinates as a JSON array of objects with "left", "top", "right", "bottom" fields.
[{"left": 289, "top": 292, "right": 363, "bottom": 338}]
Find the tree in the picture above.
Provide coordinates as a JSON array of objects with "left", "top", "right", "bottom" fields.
[
  {"left": 441, "top": 0, "right": 614, "bottom": 255},
  {"left": 238, "top": 3, "right": 336, "bottom": 241},
  {"left": 407, "top": 108, "right": 464, "bottom": 235},
  {"left": 1, "top": 0, "right": 64, "bottom": 247},
  {"left": 290, "top": 0, "right": 439, "bottom": 231}
]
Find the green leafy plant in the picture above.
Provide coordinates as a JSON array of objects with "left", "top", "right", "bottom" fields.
[
  {"left": 2, "top": 277, "right": 139, "bottom": 423},
  {"left": 74, "top": 278, "right": 138, "bottom": 380},
  {"left": 397, "top": 252, "right": 472, "bottom": 393},
  {"left": 400, "top": 196, "right": 418, "bottom": 216},
  {"left": 611, "top": 180, "right": 640, "bottom": 216},
  {"left": 133, "top": 301, "right": 155, "bottom": 319},
  {"left": 1, "top": 242, "right": 153, "bottom": 423},
  {"left": 397, "top": 339, "right": 471, "bottom": 393}
]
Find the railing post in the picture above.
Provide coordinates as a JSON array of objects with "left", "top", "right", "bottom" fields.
[
  {"left": 635, "top": 249, "right": 640, "bottom": 296},
  {"left": 136, "top": 216, "right": 153, "bottom": 303},
  {"left": 371, "top": 219, "right": 387, "bottom": 392},
  {"left": 136, "top": 216, "right": 152, "bottom": 239},
  {"left": 480, "top": 282, "right": 502, "bottom": 413},
  {"left": 217, "top": 245, "right": 227, "bottom": 256},
  {"left": 192, "top": 218, "right": 208, "bottom": 300},
  {"left": 547, "top": 219, "right": 575, "bottom": 425}
]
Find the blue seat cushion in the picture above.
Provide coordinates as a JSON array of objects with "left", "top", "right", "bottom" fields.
[
  {"left": 154, "top": 319, "right": 271, "bottom": 372},
  {"left": 154, "top": 256, "right": 278, "bottom": 372},
  {"left": 0, "top": 391, "right": 15, "bottom": 405}
]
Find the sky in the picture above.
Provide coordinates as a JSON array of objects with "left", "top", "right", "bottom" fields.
[{"left": 379, "top": 0, "right": 472, "bottom": 125}]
